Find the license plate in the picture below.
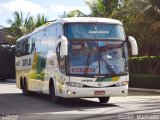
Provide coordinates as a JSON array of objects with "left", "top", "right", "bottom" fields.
[{"left": 94, "top": 91, "right": 105, "bottom": 95}]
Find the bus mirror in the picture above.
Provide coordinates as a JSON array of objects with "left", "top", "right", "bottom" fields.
[
  {"left": 60, "top": 36, "right": 68, "bottom": 57},
  {"left": 128, "top": 36, "right": 138, "bottom": 55}
]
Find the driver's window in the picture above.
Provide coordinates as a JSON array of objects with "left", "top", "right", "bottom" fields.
[{"left": 108, "top": 49, "right": 121, "bottom": 59}]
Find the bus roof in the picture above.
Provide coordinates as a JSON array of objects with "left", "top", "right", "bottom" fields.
[
  {"left": 59, "top": 17, "right": 122, "bottom": 25},
  {"left": 17, "top": 17, "right": 122, "bottom": 42}
]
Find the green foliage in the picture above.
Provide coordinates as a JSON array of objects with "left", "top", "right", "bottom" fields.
[
  {"left": 30, "top": 73, "right": 45, "bottom": 80},
  {"left": 129, "top": 56, "right": 160, "bottom": 74},
  {"left": 35, "top": 14, "right": 48, "bottom": 28},
  {"left": 85, "top": 0, "right": 118, "bottom": 17},
  {"left": 6, "top": 11, "right": 48, "bottom": 45},
  {"left": 113, "top": 0, "right": 160, "bottom": 57},
  {"left": 61, "top": 10, "right": 87, "bottom": 18},
  {"left": 129, "top": 74, "right": 160, "bottom": 89},
  {"left": 131, "top": 74, "right": 160, "bottom": 78},
  {"left": 64, "top": 0, "right": 119, "bottom": 18},
  {"left": 112, "top": 0, "right": 148, "bottom": 23},
  {"left": 130, "top": 56, "right": 158, "bottom": 60},
  {"left": 7, "top": 11, "right": 34, "bottom": 39}
]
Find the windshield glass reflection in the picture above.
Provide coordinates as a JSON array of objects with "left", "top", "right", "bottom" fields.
[{"left": 67, "top": 40, "right": 127, "bottom": 76}]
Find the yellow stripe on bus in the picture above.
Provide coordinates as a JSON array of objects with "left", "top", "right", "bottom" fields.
[{"left": 112, "top": 77, "right": 120, "bottom": 81}]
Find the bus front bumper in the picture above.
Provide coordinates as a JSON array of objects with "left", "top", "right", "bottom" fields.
[{"left": 61, "top": 85, "right": 128, "bottom": 98}]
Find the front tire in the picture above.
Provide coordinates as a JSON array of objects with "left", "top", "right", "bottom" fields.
[
  {"left": 50, "top": 81, "right": 60, "bottom": 104},
  {"left": 98, "top": 97, "right": 110, "bottom": 103}
]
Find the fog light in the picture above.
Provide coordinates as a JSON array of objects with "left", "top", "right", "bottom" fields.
[
  {"left": 122, "top": 90, "right": 127, "bottom": 93},
  {"left": 67, "top": 90, "right": 71, "bottom": 95}
]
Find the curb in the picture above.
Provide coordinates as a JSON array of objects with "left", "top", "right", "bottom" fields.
[
  {"left": 129, "top": 87, "right": 160, "bottom": 93},
  {"left": 5, "top": 79, "right": 16, "bottom": 83}
]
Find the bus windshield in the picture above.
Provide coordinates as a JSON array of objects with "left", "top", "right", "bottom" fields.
[
  {"left": 65, "top": 23, "right": 125, "bottom": 40},
  {"left": 67, "top": 40, "right": 128, "bottom": 77}
]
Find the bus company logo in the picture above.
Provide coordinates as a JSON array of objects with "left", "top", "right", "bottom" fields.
[
  {"left": 88, "top": 30, "right": 109, "bottom": 34},
  {"left": 98, "top": 82, "right": 102, "bottom": 87},
  {"left": 22, "top": 58, "right": 31, "bottom": 66}
]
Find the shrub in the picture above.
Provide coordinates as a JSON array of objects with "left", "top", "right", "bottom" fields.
[{"left": 129, "top": 74, "right": 160, "bottom": 89}]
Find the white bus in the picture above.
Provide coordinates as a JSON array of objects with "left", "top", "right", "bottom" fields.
[{"left": 16, "top": 17, "right": 138, "bottom": 103}]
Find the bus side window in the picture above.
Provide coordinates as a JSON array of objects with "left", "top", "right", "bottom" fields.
[
  {"left": 48, "top": 25, "right": 56, "bottom": 50},
  {"left": 29, "top": 35, "right": 36, "bottom": 53},
  {"left": 16, "top": 42, "right": 21, "bottom": 57},
  {"left": 20, "top": 38, "right": 29, "bottom": 56},
  {"left": 35, "top": 32, "right": 42, "bottom": 52},
  {"left": 31, "top": 41, "right": 35, "bottom": 53},
  {"left": 56, "top": 43, "right": 65, "bottom": 74},
  {"left": 41, "top": 29, "right": 49, "bottom": 51},
  {"left": 19, "top": 42, "right": 23, "bottom": 56},
  {"left": 56, "top": 23, "right": 63, "bottom": 45},
  {"left": 56, "top": 43, "right": 60, "bottom": 66},
  {"left": 25, "top": 43, "right": 29, "bottom": 55},
  {"left": 24, "top": 37, "right": 30, "bottom": 55}
]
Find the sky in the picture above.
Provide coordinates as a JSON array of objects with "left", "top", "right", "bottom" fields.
[{"left": 0, "top": 0, "right": 91, "bottom": 27}]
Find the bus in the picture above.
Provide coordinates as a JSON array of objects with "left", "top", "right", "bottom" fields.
[{"left": 15, "top": 17, "right": 138, "bottom": 103}]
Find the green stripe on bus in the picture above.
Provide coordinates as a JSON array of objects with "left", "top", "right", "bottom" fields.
[
  {"left": 95, "top": 77, "right": 112, "bottom": 82},
  {"left": 95, "top": 77, "right": 120, "bottom": 82}
]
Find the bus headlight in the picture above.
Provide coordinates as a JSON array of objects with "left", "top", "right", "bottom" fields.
[
  {"left": 115, "top": 81, "right": 128, "bottom": 87},
  {"left": 66, "top": 82, "right": 84, "bottom": 87}
]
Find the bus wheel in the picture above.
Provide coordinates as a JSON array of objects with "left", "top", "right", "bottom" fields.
[
  {"left": 22, "top": 79, "right": 29, "bottom": 96},
  {"left": 50, "top": 81, "right": 60, "bottom": 104},
  {"left": 98, "top": 97, "right": 110, "bottom": 103}
]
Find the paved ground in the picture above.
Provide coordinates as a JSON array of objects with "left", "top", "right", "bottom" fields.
[{"left": 0, "top": 79, "right": 160, "bottom": 120}]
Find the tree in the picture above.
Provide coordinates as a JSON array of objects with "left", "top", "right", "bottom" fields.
[
  {"left": 35, "top": 14, "right": 48, "bottom": 28},
  {"left": 61, "top": 0, "right": 119, "bottom": 18},
  {"left": 6, "top": 11, "right": 34, "bottom": 44},
  {"left": 112, "top": 0, "right": 148, "bottom": 23},
  {"left": 61, "top": 10, "right": 87, "bottom": 18},
  {"left": 6, "top": 11, "right": 48, "bottom": 44},
  {"left": 136, "top": 0, "right": 160, "bottom": 74},
  {"left": 112, "top": 0, "right": 160, "bottom": 74},
  {"left": 85, "top": 0, "right": 119, "bottom": 17}
]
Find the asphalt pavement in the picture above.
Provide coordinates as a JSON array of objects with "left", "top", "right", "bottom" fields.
[{"left": 0, "top": 79, "right": 160, "bottom": 120}]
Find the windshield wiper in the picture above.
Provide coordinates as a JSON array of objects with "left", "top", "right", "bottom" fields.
[
  {"left": 99, "top": 48, "right": 117, "bottom": 75},
  {"left": 84, "top": 47, "right": 91, "bottom": 75}
]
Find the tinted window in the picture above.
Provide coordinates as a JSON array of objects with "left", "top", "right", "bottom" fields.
[
  {"left": 35, "top": 31, "right": 42, "bottom": 52},
  {"left": 41, "top": 29, "right": 49, "bottom": 51},
  {"left": 65, "top": 23, "right": 125, "bottom": 40},
  {"left": 48, "top": 25, "right": 56, "bottom": 50},
  {"left": 16, "top": 37, "right": 29, "bottom": 57},
  {"left": 29, "top": 34, "right": 36, "bottom": 54}
]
